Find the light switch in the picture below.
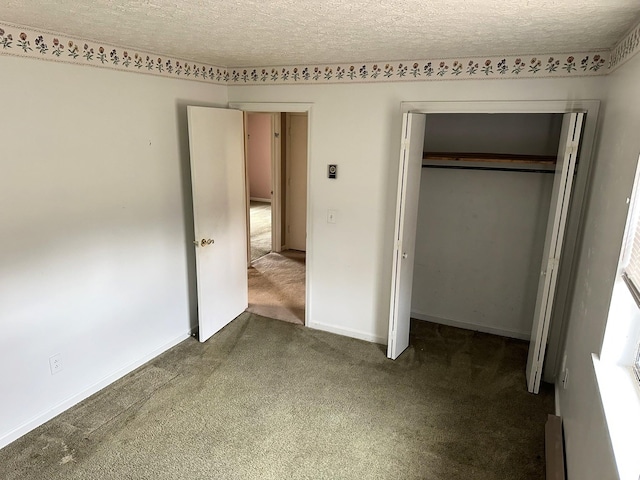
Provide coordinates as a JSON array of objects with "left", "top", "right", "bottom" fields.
[{"left": 327, "top": 210, "right": 337, "bottom": 224}]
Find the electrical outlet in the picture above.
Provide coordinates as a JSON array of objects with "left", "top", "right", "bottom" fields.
[{"left": 49, "top": 354, "right": 63, "bottom": 375}]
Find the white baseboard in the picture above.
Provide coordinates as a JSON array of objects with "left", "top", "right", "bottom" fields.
[
  {"left": 250, "top": 197, "right": 271, "bottom": 203},
  {"left": 0, "top": 331, "right": 191, "bottom": 450},
  {"left": 411, "top": 311, "right": 531, "bottom": 341},
  {"left": 308, "top": 321, "right": 386, "bottom": 345}
]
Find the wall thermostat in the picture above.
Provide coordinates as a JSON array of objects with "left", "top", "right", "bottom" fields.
[{"left": 328, "top": 164, "right": 338, "bottom": 179}]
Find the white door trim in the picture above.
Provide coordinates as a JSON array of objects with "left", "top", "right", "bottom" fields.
[
  {"left": 243, "top": 112, "right": 251, "bottom": 267},
  {"left": 230, "top": 102, "right": 313, "bottom": 328},
  {"left": 285, "top": 112, "right": 309, "bottom": 251},
  {"left": 270, "top": 112, "right": 282, "bottom": 253},
  {"left": 399, "top": 99, "right": 600, "bottom": 383}
]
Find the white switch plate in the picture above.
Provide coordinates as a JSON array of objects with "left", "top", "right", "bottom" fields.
[{"left": 327, "top": 210, "right": 337, "bottom": 224}]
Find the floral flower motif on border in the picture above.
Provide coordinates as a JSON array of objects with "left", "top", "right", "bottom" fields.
[
  {"left": 0, "top": 22, "right": 616, "bottom": 87},
  {"left": 0, "top": 23, "right": 227, "bottom": 86},
  {"left": 610, "top": 20, "right": 640, "bottom": 70}
]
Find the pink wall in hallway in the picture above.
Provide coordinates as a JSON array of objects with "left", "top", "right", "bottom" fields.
[{"left": 247, "top": 113, "right": 272, "bottom": 200}]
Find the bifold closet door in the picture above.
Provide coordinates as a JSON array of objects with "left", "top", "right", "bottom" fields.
[
  {"left": 526, "top": 112, "right": 584, "bottom": 394},
  {"left": 387, "top": 113, "right": 426, "bottom": 359},
  {"left": 187, "top": 106, "right": 248, "bottom": 343}
]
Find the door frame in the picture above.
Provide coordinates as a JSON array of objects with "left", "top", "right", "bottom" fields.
[
  {"left": 270, "top": 112, "right": 283, "bottom": 253},
  {"left": 399, "top": 100, "right": 600, "bottom": 386},
  {"left": 230, "top": 102, "right": 313, "bottom": 328},
  {"left": 285, "top": 112, "right": 309, "bottom": 251}
]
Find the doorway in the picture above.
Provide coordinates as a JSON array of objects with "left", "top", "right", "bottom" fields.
[
  {"left": 388, "top": 100, "right": 600, "bottom": 394},
  {"left": 246, "top": 112, "right": 275, "bottom": 262},
  {"left": 244, "top": 110, "right": 309, "bottom": 325}
]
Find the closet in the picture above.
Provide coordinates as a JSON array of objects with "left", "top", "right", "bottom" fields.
[
  {"left": 413, "top": 114, "right": 561, "bottom": 340},
  {"left": 388, "top": 111, "right": 585, "bottom": 394}
]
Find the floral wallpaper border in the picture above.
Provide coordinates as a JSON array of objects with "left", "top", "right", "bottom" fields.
[
  {"left": 609, "top": 19, "right": 640, "bottom": 70},
  {"left": 0, "top": 22, "right": 228, "bottom": 85},
  {"left": 0, "top": 21, "right": 619, "bottom": 87},
  {"left": 227, "top": 53, "right": 608, "bottom": 86}
]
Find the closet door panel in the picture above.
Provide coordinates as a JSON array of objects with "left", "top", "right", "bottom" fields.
[
  {"left": 526, "top": 112, "right": 584, "bottom": 393},
  {"left": 388, "top": 113, "right": 426, "bottom": 359}
]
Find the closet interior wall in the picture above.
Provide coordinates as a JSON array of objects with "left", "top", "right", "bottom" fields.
[{"left": 411, "top": 113, "right": 563, "bottom": 340}]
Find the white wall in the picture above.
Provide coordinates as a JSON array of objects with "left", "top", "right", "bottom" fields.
[
  {"left": 423, "top": 113, "right": 562, "bottom": 155},
  {"left": 0, "top": 55, "right": 228, "bottom": 447},
  {"left": 228, "top": 77, "right": 604, "bottom": 344},
  {"left": 1, "top": 50, "right": 627, "bottom": 479},
  {"left": 246, "top": 112, "right": 272, "bottom": 200},
  {"left": 412, "top": 114, "right": 559, "bottom": 338},
  {"left": 558, "top": 54, "right": 640, "bottom": 479},
  {"left": 412, "top": 167, "right": 553, "bottom": 338}
]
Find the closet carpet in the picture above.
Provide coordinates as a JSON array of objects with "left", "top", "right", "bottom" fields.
[
  {"left": 0, "top": 315, "right": 553, "bottom": 480},
  {"left": 247, "top": 250, "right": 305, "bottom": 325}
]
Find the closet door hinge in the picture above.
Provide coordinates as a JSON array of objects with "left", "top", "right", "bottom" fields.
[
  {"left": 543, "top": 257, "right": 560, "bottom": 276},
  {"left": 567, "top": 144, "right": 579, "bottom": 156}
]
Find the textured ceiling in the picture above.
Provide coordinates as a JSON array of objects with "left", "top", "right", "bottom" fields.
[{"left": 1, "top": 1, "right": 639, "bottom": 67}]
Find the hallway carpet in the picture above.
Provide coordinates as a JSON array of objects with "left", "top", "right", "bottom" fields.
[
  {"left": 250, "top": 201, "right": 271, "bottom": 262},
  {"left": 0, "top": 315, "right": 553, "bottom": 480},
  {"left": 248, "top": 250, "right": 305, "bottom": 325}
]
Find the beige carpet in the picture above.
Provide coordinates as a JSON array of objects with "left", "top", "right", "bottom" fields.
[
  {"left": 248, "top": 250, "right": 305, "bottom": 324},
  {"left": 0, "top": 314, "right": 554, "bottom": 480},
  {"left": 250, "top": 201, "right": 271, "bottom": 262}
]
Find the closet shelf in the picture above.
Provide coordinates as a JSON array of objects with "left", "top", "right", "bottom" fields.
[{"left": 423, "top": 152, "right": 556, "bottom": 165}]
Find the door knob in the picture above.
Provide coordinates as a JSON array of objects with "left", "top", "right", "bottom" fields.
[{"left": 201, "top": 238, "right": 215, "bottom": 247}]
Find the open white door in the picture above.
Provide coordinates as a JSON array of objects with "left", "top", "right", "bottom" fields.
[
  {"left": 187, "top": 106, "right": 248, "bottom": 343},
  {"left": 387, "top": 113, "right": 426, "bottom": 359},
  {"left": 526, "top": 112, "right": 584, "bottom": 393}
]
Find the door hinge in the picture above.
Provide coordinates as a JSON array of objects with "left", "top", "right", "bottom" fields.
[{"left": 544, "top": 257, "right": 560, "bottom": 276}]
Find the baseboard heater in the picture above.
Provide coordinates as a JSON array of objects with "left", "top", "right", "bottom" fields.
[{"left": 545, "top": 414, "right": 566, "bottom": 480}]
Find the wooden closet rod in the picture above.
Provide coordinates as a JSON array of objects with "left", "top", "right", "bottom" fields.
[{"left": 421, "top": 164, "right": 555, "bottom": 174}]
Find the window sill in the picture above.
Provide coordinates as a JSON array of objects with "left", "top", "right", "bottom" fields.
[{"left": 592, "top": 354, "right": 640, "bottom": 480}]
